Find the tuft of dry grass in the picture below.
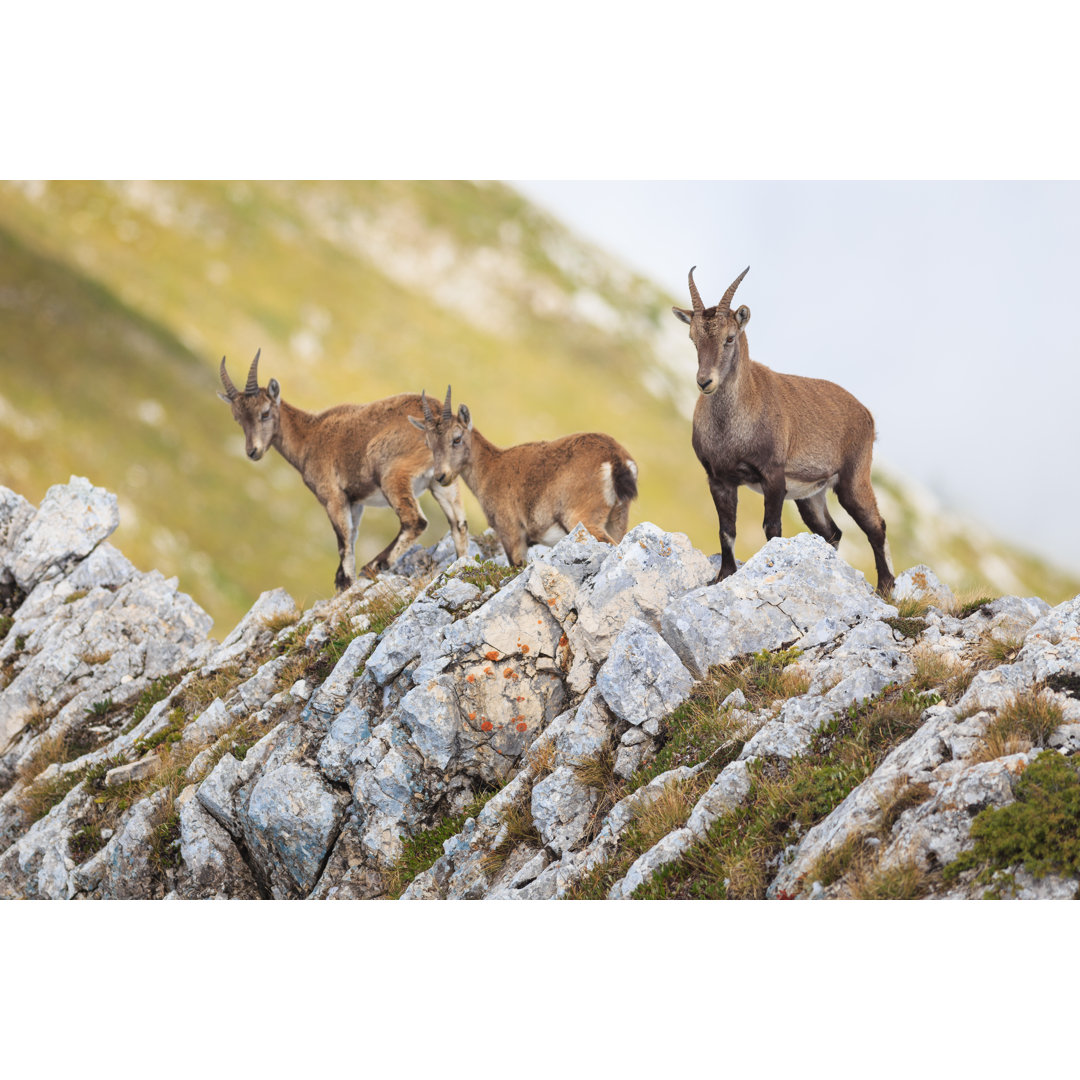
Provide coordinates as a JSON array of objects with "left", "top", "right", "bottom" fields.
[
  {"left": 261, "top": 609, "right": 302, "bottom": 635},
  {"left": 945, "top": 592, "right": 997, "bottom": 620},
  {"left": 478, "top": 787, "right": 542, "bottom": 880},
  {"left": 972, "top": 633, "right": 1025, "bottom": 671},
  {"left": 172, "top": 666, "right": 241, "bottom": 717},
  {"left": 713, "top": 648, "right": 809, "bottom": 712},
  {"left": 525, "top": 739, "right": 556, "bottom": 780},
  {"left": 16, "top": 731, "right": 69, "bottom": 785},
  {"left": 910, "top": 645, "right": 973, "bottom": 705},
  {"left": 968, "top": 689, "right": 1064, "bottom": 765},
  {"left": 79, "top": 649, "right": 113, "bottom": 666},
  {"left": 891, "top": 594, "right": 933, "bottom": 619},
  {"left": 849, "top": 859, "right": 929, "bottom": 900}
]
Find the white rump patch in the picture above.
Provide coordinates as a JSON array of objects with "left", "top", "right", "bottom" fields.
[{"left": 599, "top": 461, "right": 616, "bottom": 506}]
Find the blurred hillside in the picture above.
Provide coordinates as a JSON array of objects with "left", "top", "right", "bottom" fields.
[{"left": 0, "top": 180, "right": 1075, "bottom": 632}]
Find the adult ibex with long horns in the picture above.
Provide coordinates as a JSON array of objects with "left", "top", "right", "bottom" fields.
[
  {"left": 409, "top": 386, "right": 638, "bottom": 566},
  {"left": 673, "top": 267, "right": 894, "bottom": 595},
  {"left": 218, "top": 351, "right": 468, "bottom": 589}
]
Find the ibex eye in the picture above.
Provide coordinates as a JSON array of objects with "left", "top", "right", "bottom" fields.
[{"left": 452, "top": 434, "right": 463, "bottom": 446}]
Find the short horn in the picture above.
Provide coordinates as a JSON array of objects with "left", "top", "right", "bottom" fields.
[
  {"left": 244, "top": 348, "right": 261, "bottom": 395},
  {"left": 719, "top": 266, "right": 750, "bottom": 312},
  {"left": 421, "top": 389, "right": 434, "bottom": 425},
  {"left": 442, "top": 385, "right": 453, "bottom": 422},
  {"left": 219, "top": 356, "right": 239, "bottom": 401},
  {"left": 687, "top": 266, "right": 704, "bottom": 314}
]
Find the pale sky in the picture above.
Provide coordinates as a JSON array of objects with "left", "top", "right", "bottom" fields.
[{"left": 516, "top": 182, "right": 1080, "bottom": 575}]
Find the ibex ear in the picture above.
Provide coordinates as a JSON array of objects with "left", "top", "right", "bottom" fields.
[
  {"left": 734, "top": 305, "right": 751, "bottom": 328},
  {"left": 217, "top": 392, "right": 233, "bottom": 404},
  {"left": 458, "top": 404, "right": 472, "bottom": 430},
  {"left": 672, "top": 306, "right": 693, "bottom": 325},
  {"left": 407, "top": 415, "right": 426, "bottom": 431},
  {"left": 267, "top": 378, "right": 281, "bottom": 403}
]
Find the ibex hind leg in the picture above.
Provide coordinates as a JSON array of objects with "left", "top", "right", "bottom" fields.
[
  {"left": 795, "top": 490, "right": 842, "bottom": 548},
  {"left": 605, "top": 499, "right": 630, "bottom": 543},
  {"left": 361, "top": 475, "right": 428, "bottom": 577},
  {"left": 835, "top": 459, "right": 894, "bottom": 596},
  {"left": 428, "top": 478, "right": 469, "bottom": 558}
]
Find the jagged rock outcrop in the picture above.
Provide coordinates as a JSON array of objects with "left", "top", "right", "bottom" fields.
[{"left": 2, "top": 478, "right": 1078, "bottom": 901}]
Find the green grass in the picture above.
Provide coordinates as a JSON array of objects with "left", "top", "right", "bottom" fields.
[
  {"left": 943, "top": 751, "right": 1080, "bottom": 896},
  {"left": 624, "top": 649, "right": 803, "bottom": 797},
  {"left": 629, "top": 685, "right": 940, "bottom": 899},
  {"left": 385, "top": 789, "right": 499, "bottom": 898}
]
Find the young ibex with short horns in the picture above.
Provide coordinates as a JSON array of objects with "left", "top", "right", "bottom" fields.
[
  {"left": 673, "top": 267, "right": 894, "bottom": 595},
  {"left": 218, "top": 351, "right": 469, "bottom": 589},
  {"left": 409, "top": 387, "right": 638, "bottom": 566}
]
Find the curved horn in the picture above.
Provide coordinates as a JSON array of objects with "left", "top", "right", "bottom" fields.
[
  {"left": 442, "top": 385, "right": 453, "bottom": 422},
  {"left": 719, "top": 267, "right": 750, "bottom": 312},
  {"left": 244, "top": 348, "right": 261, "bottom": 395},
  {"left": 687, "top": 266, "right": 704, "bottom": 314},
  {"left": 421, "top": 389, "right": 434, "bottom": 426},
  {"left": 219, "top": 356, "right": 239, "bottom": 401}
]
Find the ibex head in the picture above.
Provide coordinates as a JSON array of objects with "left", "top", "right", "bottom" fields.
[
  {"left": 408, "top": 386, "right": 472, "bottom": 486},
  {"left": 218, "top": 349, "right": 281, "bottom": 461},
  {"left": 672, "top": 266, "right": 751, "bottom": 395}
]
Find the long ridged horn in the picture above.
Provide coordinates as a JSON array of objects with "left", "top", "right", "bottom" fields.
[
  {"left": 220, "top": 356, "right": 239, "bottom": 401},
  {"left": 719, "top": 267, "right": 750, "bottom": 312},
  {"left": 244, "top": 349, "right": 261, "bottom": 395},
  {"left": 421, "top": 389, "right": 435, "bottom": 426},
  {"left": 442, "top": 385, "right": 453, "bottom": 422},
  {"left": 687, "top": 266, "right": 704, "bottom": 314}
]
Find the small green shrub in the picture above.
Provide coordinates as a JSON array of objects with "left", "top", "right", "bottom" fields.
[
  {"left": 69, "top": 822, "right": 106, "bottom": 864},
  {"left": 133, "top": 706, "right": 186, "bottom": 755},
  {"left": 943, "top": 751, "right": 1080, "bottom": 895},
  {"left": 454, "top": 556, "right": 523, "bottom": 592},
  {"left": 957, "top": 596, "right": 996, "bottom": 619}
]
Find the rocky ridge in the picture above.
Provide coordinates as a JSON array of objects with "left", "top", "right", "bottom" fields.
[{"left": 2, "top": 477, "right": 1078, "bottom": 901}]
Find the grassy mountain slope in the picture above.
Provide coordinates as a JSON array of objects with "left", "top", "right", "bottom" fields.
[{"left": 0, "top": 180, "right": 1074, "bottom": 632}]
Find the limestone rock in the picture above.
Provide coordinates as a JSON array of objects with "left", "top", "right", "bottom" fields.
[
  {"left": 596, "top": 617, "right": 694, "bottom": 728},
  {"left": 661, "top": 533, "right": 895, "bottom": 679},
  {"left": 9, "top": 477, "right": 118, "bottom": 591},
  {"left": 531, "top": 765, "right": 598, "bottom": 855},
  {"left": 574, "top": 523, "right": 714, "bottom": 664}
]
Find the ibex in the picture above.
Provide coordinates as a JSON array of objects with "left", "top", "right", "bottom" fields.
[
  {"left": 218, "top": 351, "right": 468, "bottom": 589},
  {"left": 409, "top": 387, "right": 638, "bottom": 566},
  {"left": 673, "top": 267, "right": 895, "bottom": 595}
]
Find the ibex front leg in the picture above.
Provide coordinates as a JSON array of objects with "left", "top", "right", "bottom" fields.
[
  {"left": 707, "top": 475, "right": 739, "bottom": 583},
  {"left": 323, "top": 490, "right": 356, "bottom": 592},
  {"left": 760, "top": 466, "right": 787, "bottom": 542}
]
